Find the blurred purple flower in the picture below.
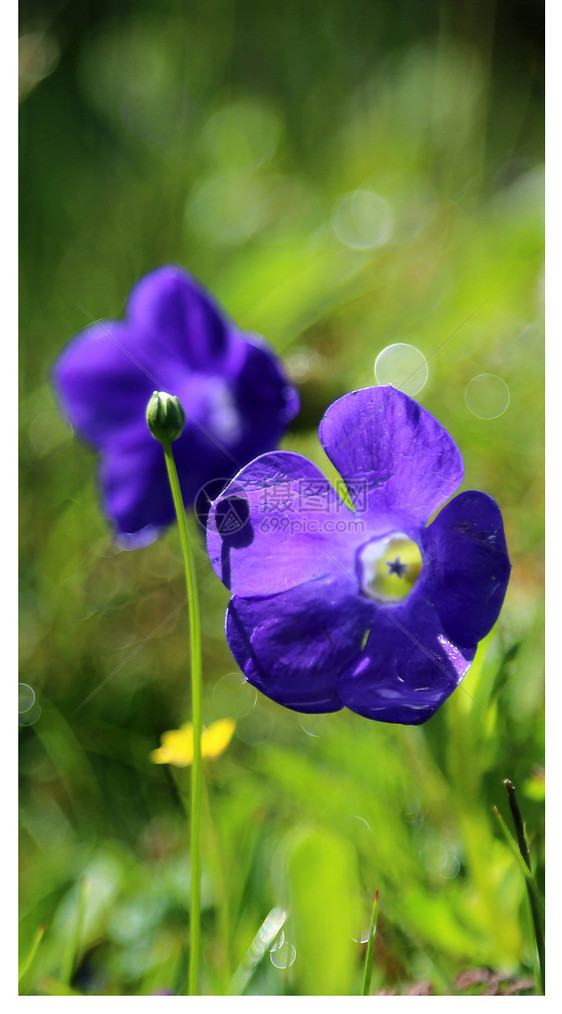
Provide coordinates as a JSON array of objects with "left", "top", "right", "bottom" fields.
[
  {"left": 53, "top": 266, "right": 299, "bottom": 546},
  {"left": 207, "top": 387, "right": 510, "bottom": 724}
]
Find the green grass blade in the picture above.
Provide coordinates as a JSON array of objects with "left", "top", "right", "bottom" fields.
[
  {"left": 18, "top": 924, "right": 45, "bottom": 985},
  {"left": 361, "top": 890, "right": 379, "bottom": 996},
  {"left": 494, "top": 791, "right": 545, "bottom": 995},
  {"left": 286, "top": 826, "right": 360, "bottom": 995},
  {"left": 493, "top": 807, "right": 544, "bottom": 909},
  {"left": 59, "top": 878, "right": 91, "bottom": 987},
  {"left": 227, "top": 907, "right": 287, "bottom": 995}
]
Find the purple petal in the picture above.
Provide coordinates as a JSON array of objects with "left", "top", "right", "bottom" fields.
[
  {"left": 319, "top": 387, "right": 464, "bottom": 526},
  {"left": 126, "top": 265, "right": 236, "bottom": 372},
  {"left": 100, "top": 437, "right": 173, "bottom": 536},
  {"left": 233, "top": 337, "right": 300, "bottom": 439},
  {"left": 337, "top": 593, "right": 475, "bottom": 724},
  {"left": 207, "top": 451, "right": 358, "bottom": 596},
  {"left": 53, "top": 321, "right": 154, "bottom": 449},
  {"left": 420, "top": 490, "right": 511, "bottom": 647},
  {"left": 227, "top": 577, "right": 374, "bottom": 713}
]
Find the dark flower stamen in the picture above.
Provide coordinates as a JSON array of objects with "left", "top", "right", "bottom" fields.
[{"left": 386, "top": 557, "right": 408, "bottom": 578}]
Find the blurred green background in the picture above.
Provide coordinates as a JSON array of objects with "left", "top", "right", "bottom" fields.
[{"left": 19, "top": 0, "right": 544, "bottom": 997}]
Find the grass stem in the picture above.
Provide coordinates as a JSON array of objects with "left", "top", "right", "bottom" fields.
[
  {"left": 361, "top": 890, "right": 379, "bottom": 996},
  {"left": 501, "top": 779, "right": 544, "bottom": 995}
]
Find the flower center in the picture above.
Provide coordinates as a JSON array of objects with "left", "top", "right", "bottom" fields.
[{"left": 356, "top": 532, "right": 422, "bottom": 604}]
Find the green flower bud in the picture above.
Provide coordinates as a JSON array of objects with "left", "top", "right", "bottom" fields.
[{"left": 146, "top": 391, "right": 186, "bottom": 443}]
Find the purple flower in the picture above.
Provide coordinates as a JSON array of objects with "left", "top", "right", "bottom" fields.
[
  {"left": 206, "top": 387, "right": 511, "bottom": 724},
  {"left": 53, "top": 266, "right": 299, "bottom": 546}
]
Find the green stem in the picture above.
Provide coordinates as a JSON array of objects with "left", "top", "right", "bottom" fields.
[
  {"left": 361, "top": 890, "right": 379, "bottom": 996},
  {"left": 200, "top": 769, "right": 233, "bottom": 988},
  {"left": 163, "top": 441, "right": 203, "bottom": 996},
  {"left": 503, "top": 780, "right": 545, "bottom": 995}
]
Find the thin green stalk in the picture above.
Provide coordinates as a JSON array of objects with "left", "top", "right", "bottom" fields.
[
  {"left": 361, "top": 890, "right": 379, "bottom": 996},
  {"left": 503, "top": 780, "right": 545, "bottom": 995},
  {"left": 163, "top": 441, "right": 203, "bottom": 996},
  {"left": 227, "top": 908, "right": 287, "bottom": 996},
  {"left": 19, "top": 924, "right": 45, "bottom": 986},
  {"left": 200, "top": 769, "right": 233, "bottom": 988},
  {"left": 175, "top": 765, "right": 232, "bottom": 992},
  {"left": 493, "top": 807, "right": 544, "bottom": 912}
]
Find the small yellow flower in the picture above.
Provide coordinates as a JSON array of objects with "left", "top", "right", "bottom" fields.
[{"left": 150, "top": 718, "right": 235, "bottom": 767}]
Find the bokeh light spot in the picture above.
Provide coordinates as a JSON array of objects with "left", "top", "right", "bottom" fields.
[
  {"left": 19, "top": 700, "right": 42, "bottom": 727},
  {"left": 374, "top": 343, "right": 428, "bottom": 395},
  {"left": 213, "top": 673, "right": 257, "bottom": 719},
  {"left": 465, "top": 373, "right": 510, "bottom": 418},
  {"left": 19, "top": 683, "right": 35, "bottom": 713},
  {"left": 298, "top": 713, "right": 328, "bottom": 737},
  {"left": 270, "top": 940, "right": 296, "bottom": 969},
  {"left": 186, "top": 171, "right": 268, "bottom": 245},
  {"left": 19, "top": 32, "right": 60, "bottom": 100},
  {"left": 440, "top": 854, "right": 461, "bottom": 879},
  {"left": 201, "top": 99, "right": 281, "bottom": 170},
  {"left": 332, "top": 190, "right": 393, "bottom": 249}
]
